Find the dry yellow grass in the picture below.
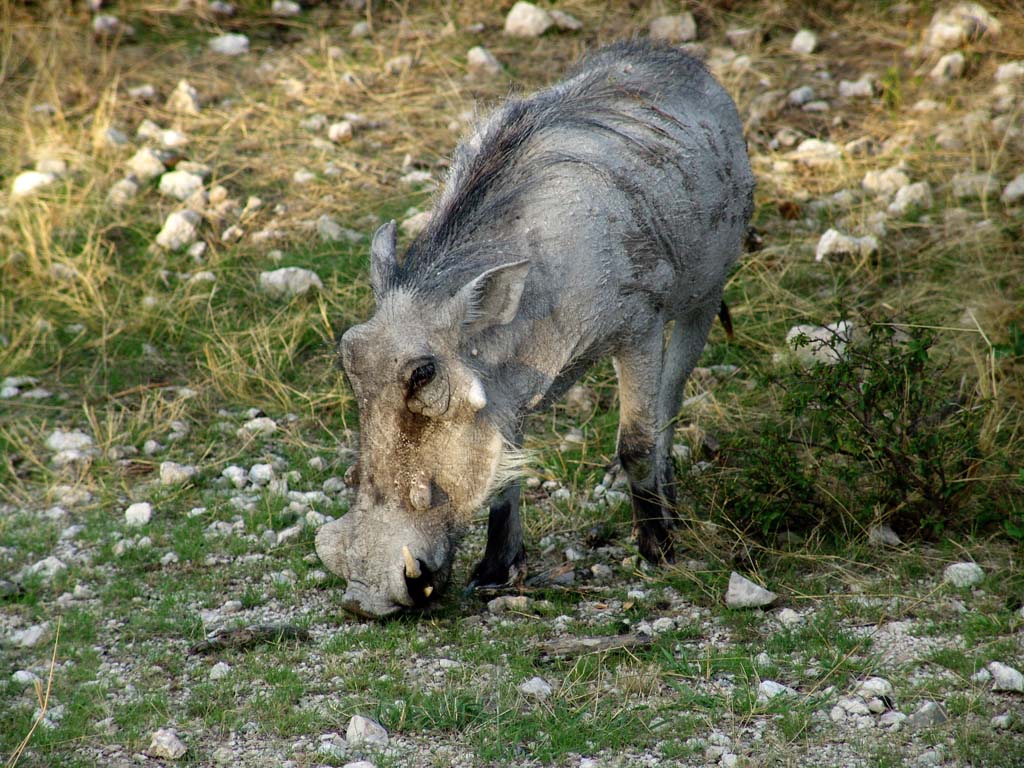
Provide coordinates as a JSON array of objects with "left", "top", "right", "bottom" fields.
[{"left": 0, "top": 0, "right": 1020, "bottom": 513}]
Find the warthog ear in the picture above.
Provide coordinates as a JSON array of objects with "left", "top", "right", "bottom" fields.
[
  {"left": 403, "top": 356, "right": 451, "bottom": 418},
  {"left": 457, "top": 260, "right": 531, "bottom": 336},
  {"left": 369, "top": 220, "right": 398, "bottom": 300}
]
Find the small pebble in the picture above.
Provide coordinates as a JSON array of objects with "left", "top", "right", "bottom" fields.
[{"left": 125, "top": 502, "right": 152, "bottom": 527}]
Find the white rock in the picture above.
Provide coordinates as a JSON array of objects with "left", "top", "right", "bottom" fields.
[
  {"left": 788, "top": 86, "right": 815, "bottom": 106},
  {"left": 879, "top": 711, "right": 907, "bottom": 729},
  {"left": 504, "top": 2, "right": 552, "bottom": 37},
  {"left": 1001, "top": 173, "right": 1024, "bottom": 205},
  {"left": 518, "top": 676, "right": 553, "bottom": 698},
  {"left": 327, "top": 121, "right": 353, "bottom": 143},
  {"left": 777, "top": 608, "right": 801, "bottom": 627},
  {"left": 346, "top": 715, "right": 388, "bottom": 746},
  {"left": 22, "top": 386, "right": 53, "bottom": 399},
  {"left": 868, "top": 525, "right": 902, "bottom": 547},
  {"left": 987, "top": 662, "right": 1024, "bottom": 692},
  {"left": 46, "top": 429, "right": 94, "bottom": 452},
  {"left": 487, "top": 595, "right": 532, "bottom": 614},
  {"left": 128, "top": 83, "right": 157, "bottom": 101},
  {"left": 652, "top": 617, "right": 676, "bottom": 633},
  {"left": 240, "top": 416, "right": 277, "bottom": 436},
  {"left": 160, "top": 461, "right": 197, "bottom": 485},
  {"left": 384, "top": 54, "right": 413, "bottom": 76},
  {"left": 220, "top": 226, "right": 243, "bottom": 244},
  {"left": 757, "top": 680, "right": 795, "bottom": 701},
  {"left": 790, "top": 138, "right": 840, "bottom": 167},
  {"left": 26, "top": 556, "right": 67, "bottom": 581},
  {"left": 209, "top": 661, "right": 231, "bottom": 680},
  {"left": 992, "top": 713, "right": 1012, "bottom": 729},
  {"left": 125, "top": 502, "right": 153, "bottom": 527},
  {"left": 148, "top": 728, "right": 187, "bottom": 760},
  {"left": 209, "top": 32, "right": 249, "bottom": 55},
  {"left": 12, "top": 624, "right": 48, "bottom": 648},
  {"left": 725, "top": 572, "right": 777, "bottom": 608},
  {"left": 838, "top": 76, "right": 874, "bottom": 99},
  {"left": 930, "top": 52, "right": 966, "bottom": 82},
  {"left": 127, "top": 148, "right": 166, "bottom": 181},
  {"left": 925, "top": 3, "right": 1001, "bottom": 51},
  {"left": 159, "top": 171, "right": 204, "bottom": 201},
  {"left": 35, "top": 157, "right": 66, "bottom": 177},
  {"left": 12, "top": 670, "right": 41, "bottom": 687},
  {"left": 276, "top": 524, "right": 303, "bottom": 546},
  {"left": 907, "top": 701, "right": 948, "bottom": 728},
  {"left": 549, "top": 10, "right": 582, "bottom": 31},
  {"left": 863, "top": 168, "right": 910, "bottom": 197},
  {"left": 995, "top": 61, "right": 1024, "bottom": 83},
  {"left": 259, "top": 267, "right": 323, "bottom": 299},
  {"left": 400, "top": 211, "right": 432, "bottom": 238},
  {"left": 888, "top": 182, "right": 933, "bottom": 215},
  {"left": 856, "top": 677, "right": 894, "bottom": 699},
  {"left": 292, "top": 168, "right": 316, "bottom": 185},
  {"left": 161, "top": 128, "right": 189, "bottom": 148},
  {"left": 249, "top": 463, "right": 275, "bottom": 485},
  {"left": 52, "top": 448, "right": 93, "bottom": 468},
  {"left": 467, "top": 46, "right": 502, "bottom": 77},
  {"left": 786, "top": 320, "right": 855, "bottom": 366},
  {"left": 156, "top": 210, "right": 201, "bottom": 252},
  {"left": 107, "top": 177, "right": 140, "bottom": 206},
  {"left": 103, "top": 126, "right": 127, "bottom": 146},
  {"left": 12, "top": 171, "right": 56, "bottom": 198},
  {"left": 166, "top": 80, "right": 200, "bottom": 116},
  {"left": 316, "top": 215, "right": 344, "bottom": 242},
  {"left": 343, "top": 762, "right": 376, "bottom": 768},
  {"left": 299, "top": 113, "right": 326, "bottom": 133},
  {"left": 160, "top": 552, "right": 179, "bottom": 567},
  {"left": 271, "top": 0, "right": 300, "bottom": 16},
  {"left": 92, "top": 14, "right": 123, "bottom": 35},
  {"left": 971, "top": 668, "right": 992, "bottom": 683},
  {"left": 178, "top": 161, "right": 211, "bottom": 180},
  {"left": 350, "top": 20, "right": 371, "bottom": 38},
  {"left": 649, "top": 14, "right": 697, "bottom": 43},
  {"left": 400, "top": 170, "right": 432, "bottom": 186},
  {"left": 838, "top": 695, "right": 871, "bottom": 715},
  {"left": 815, "top": 229, "right": 878, "bottom": 262},
  {"left": 790, "top": 29, "right": 818, "bottom": 55},
  {"left": 943, "top": 561, "right": 984, "bottom": 587}
]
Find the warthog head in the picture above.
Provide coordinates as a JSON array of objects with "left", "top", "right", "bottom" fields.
[{"left": 316, "top": 221, "right": 529, "bottom": 617}]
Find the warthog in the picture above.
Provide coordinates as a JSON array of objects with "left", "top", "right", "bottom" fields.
[{"left": 316, "top": 40, "right": 754, "bottom": 617}]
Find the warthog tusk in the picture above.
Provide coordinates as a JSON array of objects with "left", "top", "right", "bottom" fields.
[
  {"left": 423, "top": 585, "right": 433, "bottom": 598},
  {"left": 402, "top": 545, "right": 421, "bottom": 579}
]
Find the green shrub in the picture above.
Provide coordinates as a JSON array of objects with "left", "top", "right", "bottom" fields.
[{"left": 696, "top": 320, "right": 1012, "bottom": 540}]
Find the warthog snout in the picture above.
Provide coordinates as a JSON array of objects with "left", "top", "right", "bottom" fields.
[{"left": 315, "top": 509, "right": 452, "bottom": 619}]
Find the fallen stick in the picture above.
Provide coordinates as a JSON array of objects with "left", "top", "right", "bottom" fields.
[
  {"left": 189, "top": 624, "right": 311, "bottom": 654},
  {"left": 536, "top": 634, "right": 653, "bottom": 660}
]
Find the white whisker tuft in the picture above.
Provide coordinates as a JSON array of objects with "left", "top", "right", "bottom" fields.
[{"left": 491, "top": 439, "right": 533, "bottom": 491}]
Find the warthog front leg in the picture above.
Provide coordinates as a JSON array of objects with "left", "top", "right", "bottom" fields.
[{"left": 469, "top": 482, "right": 527, "bottom": 588}]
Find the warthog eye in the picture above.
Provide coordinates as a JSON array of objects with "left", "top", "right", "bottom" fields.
[{"left": 406, "top": 360, "right": 436, "bottom": 396}]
